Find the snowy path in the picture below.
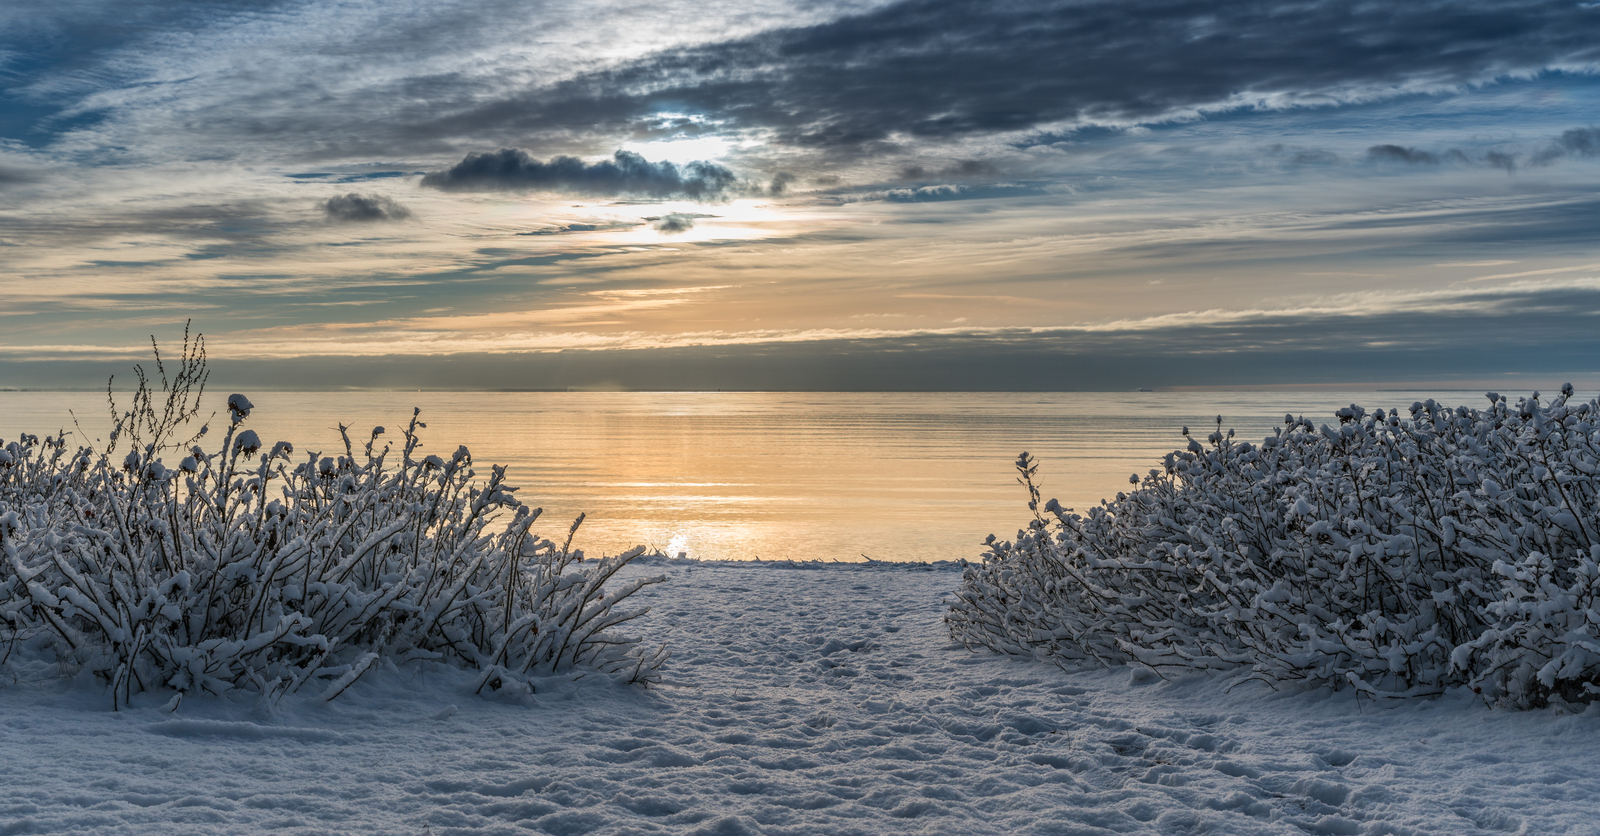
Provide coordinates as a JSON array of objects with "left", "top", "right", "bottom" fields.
[{"left": 2, "top": 561, "right": 1597, "bottom": 835}]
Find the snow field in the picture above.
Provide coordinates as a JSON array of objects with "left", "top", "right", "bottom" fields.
[{"left": 1, "top": 560, "right": 1597, "bottom": 835}]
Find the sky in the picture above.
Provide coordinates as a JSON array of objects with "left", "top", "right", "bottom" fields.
[{"left": 3, "top": 0, "right": 1600, "bottom": 390}]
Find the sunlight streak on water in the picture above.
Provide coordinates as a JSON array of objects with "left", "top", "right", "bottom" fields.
[{"left": 0, "top": 390, "right": 1513, "bottom": 562}]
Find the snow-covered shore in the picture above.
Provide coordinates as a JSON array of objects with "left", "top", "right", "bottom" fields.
[{"left": 2, "top": 560, "right": 1595, "bottom": 835}]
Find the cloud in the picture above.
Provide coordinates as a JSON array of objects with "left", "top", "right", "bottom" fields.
[
  {"left": 767, "top": 172, "right": 797, "bottom": 196},
  {"left": 322, "top": 192, "right": 412, "bottom": 222},
  {"left": 1359, "top": 125, "right": 1600, "bottom": 173},
  {"left": 897, "top": 160, "right": 999, "bottom": 181},
  {"left": 852, "top": 183, "right": 1045, "bottom": 203},
  {"left": 1291, "top": 150, "right": 1339, "bottom": 165},
  {"left": 651, "top": 212, "right": 713, "bottom": 233},
  {"left": 1483, "top": 150, "right": 1517, "bottom": 172},
  {"left": 17, "top": 280, "right": 1600, "bottom": 391},
  {"left": 1532, "top": 127, "right": 1600, "bottom": 165},
  {"left": 290, "top": 170, "right": 419, "bottom": 183},
  {"left": 1368, "top": 143, "right": 1520, "bottom": 171},
  {"left": 7, "top": 0, "right": 1600, "bottom": 191},
  {"left": 0, "top": 166, "right": 40, "bottom": 186},
  {"left": 10, "top": 0, "right": 1600, "bottom": 178},
  {"left": 422, "top": 0, "right": 1600, "bottom": 161},
  {"left": 517, "top": 221, "right": 646, "bottom": 236},
  {"left": 1263, "top": 144, "right": 1340, "bottom": 165},
  {"left": 420, "top": 149, "right": 738, "bottom": 200},
  {"left": 1367, "top": 145, "right": 1440, "bottom": 165}
]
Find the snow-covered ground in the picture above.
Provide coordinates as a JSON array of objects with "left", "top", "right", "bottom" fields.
[{"left": 1, "top": 560, "right": 1596, "bottom": 835}]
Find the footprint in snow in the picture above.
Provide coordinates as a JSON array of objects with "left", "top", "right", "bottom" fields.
[{"left": 816, "top": 638, "right": 874, "bottom": 656}]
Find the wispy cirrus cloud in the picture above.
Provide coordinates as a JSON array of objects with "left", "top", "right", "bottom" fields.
[{"left": 848, "top": 183, "right": 1047, "bottom": 203}]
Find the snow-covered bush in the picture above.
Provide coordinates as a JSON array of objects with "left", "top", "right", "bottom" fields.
[
  {"left": 948, "top": 387, "right": 1600, "bottom": 708},
  {"left": 0, "top": 332, "right": 666, "bottom": 709}
]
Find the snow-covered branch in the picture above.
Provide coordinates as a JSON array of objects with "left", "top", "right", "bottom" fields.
[
  {"left": 949, "top": 389, "right": 1600, "bottom": 708},
  {"left": 0, "top": 334, "right": 666, "bottom": 709}
]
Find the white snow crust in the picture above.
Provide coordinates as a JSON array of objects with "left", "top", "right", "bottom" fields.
[{"left": 1, "top": 560, "right": 1596, "bottom": 835}]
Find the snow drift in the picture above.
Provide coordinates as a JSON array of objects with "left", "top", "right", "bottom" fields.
[
  {"left": 0, "top": 333, "right": 666, "bottom": 709},
  {"left": 949, "top": 387, "right": 1600, "bottom": 708}
]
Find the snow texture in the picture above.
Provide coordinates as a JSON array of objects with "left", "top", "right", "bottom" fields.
[
  {"left": 1, "top": 386, "right": 665, "bottom": 707},
  {"left": 952, "top": 391, "right": 1600, "bottom": 708},
  {"left": 1, "top": 560, "right": 1596, "bottom": 835}
]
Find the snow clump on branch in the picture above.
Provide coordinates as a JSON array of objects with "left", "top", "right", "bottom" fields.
[
  {"left": 0, "top": 333, "right": 666, "bottom": 709},
  {"left": 949, "top": 388, "right": 1600, "bottom": 709}
]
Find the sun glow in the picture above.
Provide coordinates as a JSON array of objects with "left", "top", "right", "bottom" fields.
[{"left": 622, "top": 136, "right": 733, "bottom": 166}]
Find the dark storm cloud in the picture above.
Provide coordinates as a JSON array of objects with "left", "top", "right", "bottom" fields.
[
  {"left": 322, "top": 192, "right": 412, "bottom": 222},
  {"left": 419, "top": 0, "right": 1600, "bottom": 158},
  {"left": 420, "top": 149, "right": 738, "bottom": 200}
]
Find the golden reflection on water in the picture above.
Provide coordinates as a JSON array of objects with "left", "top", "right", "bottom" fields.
[{"left": 0, "top": 390, "right": 1502, "bottom": 563}]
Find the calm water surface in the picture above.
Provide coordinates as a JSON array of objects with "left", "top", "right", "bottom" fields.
[{"left": 0, "top": 390, "right": 1507, "bottom": 562}]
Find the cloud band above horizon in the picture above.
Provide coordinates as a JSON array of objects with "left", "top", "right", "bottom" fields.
[{"left": 2, "top": 0, "right": 1600, "bottom": 390}]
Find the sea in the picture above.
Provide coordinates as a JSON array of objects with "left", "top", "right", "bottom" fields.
[{"left": 0, "top": 389, "right": 1510, "bottom": 563}]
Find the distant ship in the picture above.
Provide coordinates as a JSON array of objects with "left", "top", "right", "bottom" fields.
[{"left": 1136, "top": 387, "right": 1154, "bottom": 392}]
